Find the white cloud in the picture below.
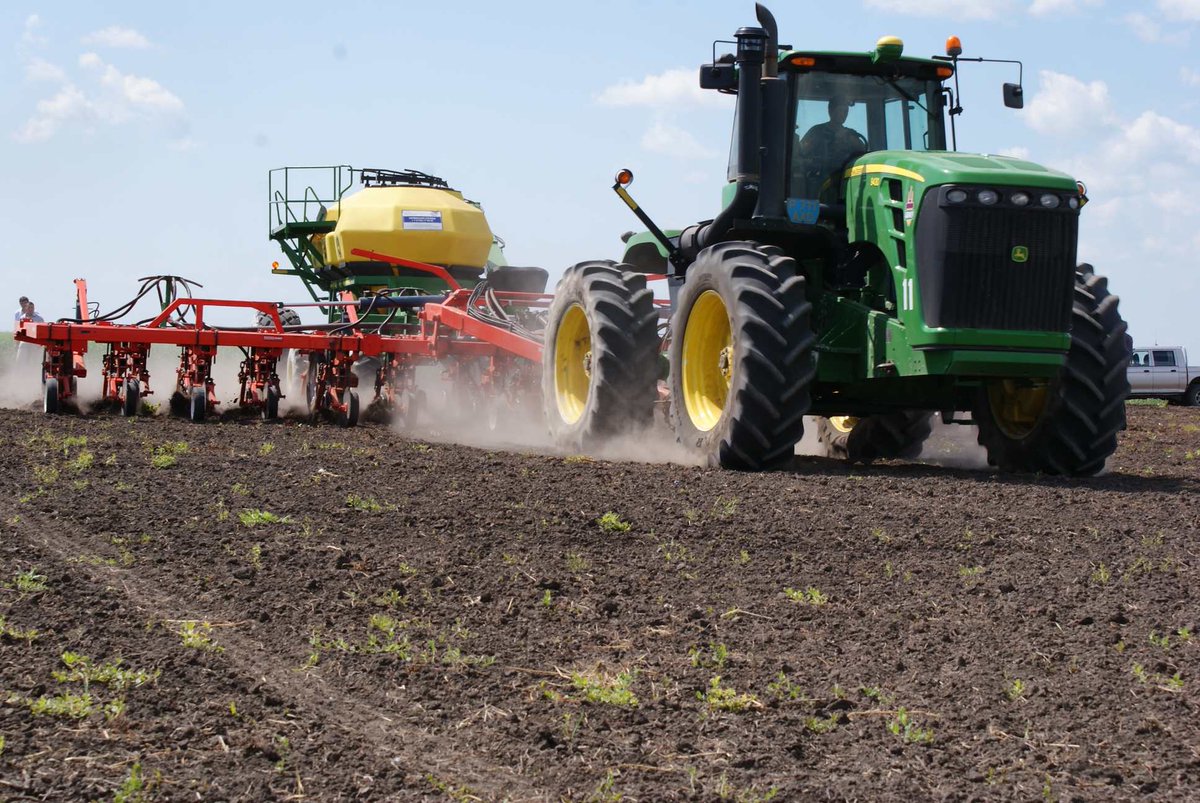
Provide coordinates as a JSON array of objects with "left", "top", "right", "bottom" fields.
[
  {"left": 1097, "top": 111, "right": 1200, "bottom": 168},
  {"left": 1025, "top": 70, "right": 1116, "bottom": 136},
  {"left": 997, "top": 146, "right": 1031, "bottom": 159},
  {"left": 20, "top": 14, "right": 47, "bottom": 48},
  {"left": 1028, "top": 0, "right": 1101, "bottom": 15},
  {"left": 1182, "top": 67, "right": 1200, "bottom": 86},
  {"left": 13, "top": 85, "right": 92, "bottom": 143},
  {"left": 79, "top": 52, "right": 184, "bottom": 114},
  {"left": 1158, "top": 0, "right": 1200, "bottom": 21},
  {"left": 14, "top": 52, "right": 185, "bottom": 143},
  {"left": 862, "top": 0, "right": 1018, "bottom": 20},
  {"left": 640, "top": 120, "right": 716, "bottom": 160},
  {"left": 595, "top": 68, "right": 723, "bottom": 109},
  {"left": 1021, "top": 72, "right": 1200, "bottom": 348},
  {"left": 25, "top": 58, "right": 67, "bottom": 83},
  {"left": 82, "top": 26, "right": 152, "bottom": 49},
  {"left": 1125, "top": 11, "right": 1190, "bottom": 43}
]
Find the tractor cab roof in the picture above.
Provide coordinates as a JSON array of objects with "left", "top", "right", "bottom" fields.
[{"left": 779, "top": 49, "right": 953, "bottom": 83}]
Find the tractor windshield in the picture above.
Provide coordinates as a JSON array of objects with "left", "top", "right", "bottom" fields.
[{"left": 789, "top": 71, "right": 945, "bottom": 200}]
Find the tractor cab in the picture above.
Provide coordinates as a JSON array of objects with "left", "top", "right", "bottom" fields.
[{"left": 780, "top": 46, "right": 951, "bottom": 203}]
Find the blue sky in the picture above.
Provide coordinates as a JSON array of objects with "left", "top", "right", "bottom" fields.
[{"left": 4, "top": 0, "right": 1199, "bottom": 357}]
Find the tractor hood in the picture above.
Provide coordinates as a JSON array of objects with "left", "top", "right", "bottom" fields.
[{"left": 850, "top": 150, "right": 1078, "bottom": 190}]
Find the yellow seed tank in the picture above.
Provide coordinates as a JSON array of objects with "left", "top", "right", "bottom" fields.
[{"left": 321, "top": 184, "right": 494, "bottom": 270}]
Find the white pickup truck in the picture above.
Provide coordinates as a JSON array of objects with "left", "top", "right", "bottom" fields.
[{"left": 1128, "top": 347, "right": 1200, "bottom": 406}]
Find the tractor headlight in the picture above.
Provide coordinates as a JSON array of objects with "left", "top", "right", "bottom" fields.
[
  {"left": 977, "top": 189, "right": 999, "bottom": 205},
  {"left": 1040, "top": 193, "right": 1061, "bottom": 209},
  {"left": 1067, "top": 196, "right": 1079, "bottom": 210},
  {"left": 1010, "top": 191, "right": 1030, "bottom": 207},
  {"left": 946, "top": 189, "right": 968, "bottom": 204}
]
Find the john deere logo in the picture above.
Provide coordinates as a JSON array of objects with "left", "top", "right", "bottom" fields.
[{"left": 1011, "top": 245, "right": 1029, "bottom": 263}]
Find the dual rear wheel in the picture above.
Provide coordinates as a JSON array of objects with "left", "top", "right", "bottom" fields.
[{"left": 543, "top": 243, "right": 817, "bottom": 470}]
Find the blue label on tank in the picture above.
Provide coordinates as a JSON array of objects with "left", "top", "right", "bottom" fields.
[
  {"left": 401, "top": 210, "right": 443, "bottom": 230},
  {"left": 786, "top": 198, "right": 820, "bottom": 225}
]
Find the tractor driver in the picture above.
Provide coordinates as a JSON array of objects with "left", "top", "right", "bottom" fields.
[{"left": 795, "top": 98, "right": 868, "bottom": 196}]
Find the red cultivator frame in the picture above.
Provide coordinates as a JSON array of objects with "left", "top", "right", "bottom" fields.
[{"left": 15, "top": 262, "right": 548, "bottom": 427}]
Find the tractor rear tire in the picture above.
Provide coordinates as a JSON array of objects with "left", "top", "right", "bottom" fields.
[
  {"left": 974, "top": 266, "right": 1129, "bottom": 476},
  {"left": 668, "top": 242, "right": 816, "bottom": 470},
  {"left": 43, "top": 378, "right": 59, "bottom": 415},
  {"left": 542, "top": 261, "right": 659, "bottom": 452},
  {"left": 845, "top": 410, "right": 933, "bottom": 462},
  {"left": 188, "top": 387, "right": 207, "bottom": 423},
  {"left": 121, "top": 379, "right": 141, "bottom": 418}
]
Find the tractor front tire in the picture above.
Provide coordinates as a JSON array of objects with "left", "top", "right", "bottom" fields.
[
  {"left": 668, "top": 242, "right": 816, "bottom": 470},
  {"left": 845, "top": 410, "right": 933, "bottom": 462},
  {"left": 974, "top": 266, "right": 1129, "bottom": 476},
  {"left": 541, "top": 261, "right": 660, "bottom": 452}
]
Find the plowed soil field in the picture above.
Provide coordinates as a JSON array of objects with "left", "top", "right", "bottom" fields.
[{"left": 1, "top": 403, "right": 1198, "bottom": 802}]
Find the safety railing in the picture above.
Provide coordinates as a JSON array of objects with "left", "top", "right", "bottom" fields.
[{"left": 268, "top": 165, "right": 356, "bottom": 233}]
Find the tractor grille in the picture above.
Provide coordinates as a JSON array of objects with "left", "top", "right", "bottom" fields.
[{"left": 915, "top": 187, "right": 1078, "bottom": 332}]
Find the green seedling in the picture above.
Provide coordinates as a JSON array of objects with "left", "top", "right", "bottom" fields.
[
  {"left": 1091, "top": 563, "right": 1111, "bottom": 584},
  {"left": 69, "top": 451, "right": 94, "bottom": 472},
  {"left": 53, "top": 652, "right": 159, "bottom": 691},
  {"left": 346, "top": 493, "right": 385, "bottom": 513},
  {"left": 12, "top": 569, "right": 48, "bottom": 593},
  {"left": 25, "top": 691, "right": 94, "bottom": 719},
  {"left": 571, "top": 670, "right": 639, "bottom": 708},
  {"left": 887, "top": 707, "right": 934, "bottom": 744},
  {"left": 566, "top": 551, "right": 590, "bottom": 573},
  {"left": 114, "top": 761, "right": 148, "bottom": 803},
  {"left": 1007, "top": 678, "right": 1026, "bottom": 701},
  {"left": 150, "top": 441, "right": 188, "bottom": 469},
  {"left": 178, "top": 621, "right": 223, "bottom": 652},
  {"left": 766, "top": 672, "right": 807, "bottom": 702},
  {"left": 596, "top": 512, "right": 631, "bottom": 533},
  {"left": 689, "top": 642, "right": 729, "bottom": 669},
  {"left": 238, "top": 509, "right": 285, "bottom": 527},
  {"left": 33, "top": 465, "right": 59, "bottom": 486},
  {"left": 257, "top": 442, "right": 275, "bottom": 456},
  {"left": 804, "top": 714, "right": 839, "bottom": 734},
  {"left": 0, "top": 615, "right": 39, "bottom": 643},
  {"left": 784, "top": 586, "right": 828, "bottom": 605},
  {"left": 697, "top": 676, "right": 761, "bottom": 712}
]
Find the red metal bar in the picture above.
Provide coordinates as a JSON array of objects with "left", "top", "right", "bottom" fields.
[
  {"left": 350, "top": 248, "right": 461, "bottom": 291},
  {"left": 423, "top": 303, "right": 542, "bottom": 363}
]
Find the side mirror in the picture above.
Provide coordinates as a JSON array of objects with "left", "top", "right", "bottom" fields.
[
  {"left": 699, "top": 63, "right": 737, "bottom": 91},
  {"left": 1003, "top": 82, "right": 1024, "bottom": 109}
]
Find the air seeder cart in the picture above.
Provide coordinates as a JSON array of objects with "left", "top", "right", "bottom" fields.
[{"left": 15, "top": 167, "right": 553, "bottom": 429}]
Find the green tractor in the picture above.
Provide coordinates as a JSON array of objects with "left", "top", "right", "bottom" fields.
[{"left": 543, "top": 3, "right": 1129, "bottom": 474}]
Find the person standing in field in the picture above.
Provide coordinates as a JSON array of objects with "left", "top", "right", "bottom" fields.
[
  {"left": 12, "top": 296, "right": 45, "bottom": 377},
  {"left": 12, "top": 296, "right": 43, "bottom": 331}
]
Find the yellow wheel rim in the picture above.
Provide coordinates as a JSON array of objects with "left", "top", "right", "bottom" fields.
[
  {"left": 682, "top": 290, "right": 733, "bottom": 432},
  {"left": 987, "top": 379, "right": 1048, "bottom": 439},
  {"left": 554, "top": 304, "right": 591, "bottom": 425},
  {"left": 829, "top": 416, "right": 858, "bottom": 433}
]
